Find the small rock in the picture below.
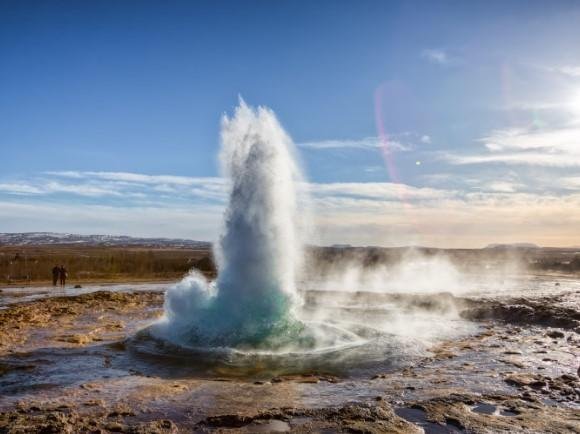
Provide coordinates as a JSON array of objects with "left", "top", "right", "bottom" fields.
[
  {"left": 504, "top": 374, "right": 536, "bottom": 387},
  {"left": 105, "top": 421, "right": 126, "bottom": 432},
  {"left": 529, "top": 380, "right": 547, "bottom": 389},
  {"left": 298, "top": 377, "right": 320, "bottom": 384},
  {"left": 60, "top": 334, "right": 92, "bottom": 345},
  {"left": 558, "top": 374, "right": 577, "bottom": 383},
  {"left": 546, "top": 330, "right": 565, "bottom": 339},
  {"left": 108, "top": 404, "right": 135, "bottom": 417},
  {"left": 83, "top": 399, "right": 105, "bottom": 407}
]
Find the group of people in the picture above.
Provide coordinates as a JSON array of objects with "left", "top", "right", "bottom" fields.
[{"left": 52, "top": 265, "right": 68, "bottom": 287}]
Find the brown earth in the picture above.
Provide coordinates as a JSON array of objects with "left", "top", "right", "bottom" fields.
[
  {"left": 0, "top": 288, "right": 579, "bottom": 433},
  {"left": 0, "top": 245, "right": 213, "bottom": 286}
]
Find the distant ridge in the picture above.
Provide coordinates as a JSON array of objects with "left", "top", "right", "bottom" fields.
[
  {"left": 484, "top": 243, "right": 540, "bottom": 249},
  {"left": 0, "top": 232, "right": 210, "bottom": 249}
]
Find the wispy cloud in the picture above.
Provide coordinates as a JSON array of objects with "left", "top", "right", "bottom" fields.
[
  {"left": 443, "top": 125, "right": 580, "bottom": 167},
  {"left": 547, "top": 65, "right": 580, "bottom": 78},
  {"left": 0, "top": 172, "right": 580, "bottom": 247},
  {"left": 3, "top": 172, "right": 452, "bottom": 204},
  {"left": 481, "top": 126, "right": 580, "bottom": 153},
  {"left": 445, "top": 152, "right": 580, "bottom": 167},
  {"left": 2, "top": 171, "right": 580, "bottom": 247},
  {"left": 298, "top": 136, "right": 410, "bottom": 151},
  {"left": 47, "top": 171, "right": 225, "bottom": 187},
  {"left": 309, "top": 182, "right": 453, "bottom": 202},
  {"left": 0, "top": 183, "right": 44, "bottom": 195},
  {"left": 561, "top": 177, "right": 580, "bottom": 190},
  {"left": 0, "top": 172, "right": 228, "bottom": 202},
  {"left": 298, "top": 132, "right": 434, "bottom": 152},
  {"left": 313, "top": 189, "right": 580, "bottom": 247},
  {"left": 483, "top": 181, "right": 521, "bottom": 193},
  {"left": 421, "top": 49, "right": 449, "bottom": 65},
  {"left": 0, "top": 180, "right": 142, "bottom": 198}
]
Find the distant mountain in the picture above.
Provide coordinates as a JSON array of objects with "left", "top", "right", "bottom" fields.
[
  {"left": 0, "top": 232, "right": 211, "bottom": 249},
  {"left": 484, "top": 243, "right": 540, "bottom": 249}
]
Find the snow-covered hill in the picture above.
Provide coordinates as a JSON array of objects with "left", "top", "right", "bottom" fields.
[{"left": 0, "top": 232, "right": 210, "bottom": 249}]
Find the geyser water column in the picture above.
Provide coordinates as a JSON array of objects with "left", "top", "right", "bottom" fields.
[{"left": 155, "top": 100, "right": 309, "bottom": 349}]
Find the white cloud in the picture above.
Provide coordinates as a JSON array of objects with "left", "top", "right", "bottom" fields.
[
  {"left": 5, "top": 189, "right": 577, "bottom": 249},
  {"left": 5, "top": 172, "right": 229, "bottom": 202},
  {"left": 298, "top": 136, "right": 410, "bottom": 152},
  {"left": 481, "top": 126, "right": 580, "bottom": 153},
  {"left": 421, "top": 173, "right": 452, "bottom": 185},
  {"left": 33, "top": 173, "right": 452, "bottom": 204},
  {"left": 483, "top": 181, "right": 520, "bottom": 193},
  {"left": 444, "top": 124, "right": 580, "bottom": 167},
  {"left": 47, "top": 171, "right": 225, "bottom": 187},
  {"left": 445, "top": 152, "right": 580, "bottom": 167},
  {"left": 420, "top": 135, "right": 431, "bottom": 144},
  {"left": 0, "top": 181, "right": 125, "bottom": 197},
  {"left": 308, "top": 182, "right": 453, "bottom": 202},
  {"left": 561, "top": 177, "right": 580, "bottom": 190},
  {"left": 0, "top": 183, "right": 43, "bottom": 195},
  {"left": 45, "top": 181, "right": 126, "bottom": 197},
  {"left": 548, "top": 65, "right": 580, "bottom": 78},
  {"left": 363, "top": 166, "right": 383, "bottom": 173},
  {"left": 422, "top": 49, "right": 449, "bottom": 65},
  {"left": 313, "top": 190, "right": 580, "bottom": 248},
  {"left": 2, "top": 171, "right": 580, "bottom": 247}
]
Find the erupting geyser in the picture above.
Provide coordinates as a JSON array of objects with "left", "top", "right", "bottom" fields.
[
  {"left": 149, "top": 101, "right": 472, "bottom": 363},
  {"left": 154, "top": 100, "right": 310, "bottom": 350}
]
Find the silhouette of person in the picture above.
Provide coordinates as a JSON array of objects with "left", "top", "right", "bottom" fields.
[
  {"left": 59, "top": 265, "right": 68, "bottom": 287},
  {"left": 52, "top": 265, "right": 60, "bottom": 287}
]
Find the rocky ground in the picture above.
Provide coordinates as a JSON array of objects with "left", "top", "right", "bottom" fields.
[{"left": 0, "top": 287, "right": 578, "bottom": 433}]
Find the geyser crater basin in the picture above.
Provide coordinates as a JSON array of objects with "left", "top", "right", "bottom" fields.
[
  {"left": 128, "top": 101, "right": 476, "bottom": 378},
  {"left": 130, "top": 286, "right": 477, "bottom": 379}
]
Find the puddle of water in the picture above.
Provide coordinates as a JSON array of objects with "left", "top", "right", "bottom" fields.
[
  {"left": 395, "top": 407, "right": 463, "bottom": 433},
  {"left": 472, "top": 403, "right": 497, "bottom": 415},
  {"left": 246, "top": 419, "right": 290, "bottom": 432},
  {"left": 0, "top": 283, "right": 168, "bottom": 307},
  {"left": 500, "top": 408, "right": 520, "bottom": 416}
]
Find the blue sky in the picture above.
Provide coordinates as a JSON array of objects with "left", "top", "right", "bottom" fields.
[{"left": 1, "top": 0, "right": 580, "bottom": 247}]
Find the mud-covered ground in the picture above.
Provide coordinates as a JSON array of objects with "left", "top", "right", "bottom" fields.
[{"left": 0, "top": 279, "right": 579, "bottom": 433}]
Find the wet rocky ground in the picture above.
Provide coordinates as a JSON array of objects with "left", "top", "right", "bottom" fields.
[{"left": 0, "top": 280, "right": 579, "bottom": 433}]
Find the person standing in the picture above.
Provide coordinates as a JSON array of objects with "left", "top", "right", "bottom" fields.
[
  {"left": 59, "top": 265, "right": 68, "bottom": 287},
  {"left": 52, "top": 265, "right": 60, "bottom": 287}
]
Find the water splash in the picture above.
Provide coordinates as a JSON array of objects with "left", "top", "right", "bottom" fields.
[{"left": 154, "top": 100, "right": 309, "bottom": 350}]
